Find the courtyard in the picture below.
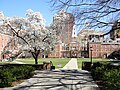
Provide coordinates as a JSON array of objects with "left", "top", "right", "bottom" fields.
[
  {"left": 0, "top": 0, "right": 120, "bottom": 90},
  {"left": 0, "top": 58, "right": 109, "bottom": 69}
]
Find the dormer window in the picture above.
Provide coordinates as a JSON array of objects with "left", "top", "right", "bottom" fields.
[
  {"left": 117, "top": 22, "right": 120, "bottom": 27},
  {"left": 109, "top": 41, "right": 112, "bottom": 43},
  {"left": 117, "top": 40, "right": 120, "bottom": 43}
]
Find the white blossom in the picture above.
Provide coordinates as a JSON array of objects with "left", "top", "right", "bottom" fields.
[{"left": 0, "top": 9, "right": 57, "bottom": 64}]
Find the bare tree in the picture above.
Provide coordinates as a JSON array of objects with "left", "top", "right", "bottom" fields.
[{"left": 49, "top": 0, "right": 120, "bottom": 32}]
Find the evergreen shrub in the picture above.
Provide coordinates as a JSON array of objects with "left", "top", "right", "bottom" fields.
[
  {"left": 91, "top": 62, "right": 120, "bottom": 90},
  {"left": 0, "top": 65, "right": 35, "bottom": 87}
]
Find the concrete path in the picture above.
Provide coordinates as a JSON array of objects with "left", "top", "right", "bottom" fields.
[
  {"left": 2, "top": 58, "right": 99, "bottom": 90},
  {"left": 3, "top": 70, "right": 99, "bottom": 90},
  {"left": 12, "top": 61, "right": 25, "bottom": 64},
  {"left": 62, "top": 58, "right": 78, "bottom": 69}
]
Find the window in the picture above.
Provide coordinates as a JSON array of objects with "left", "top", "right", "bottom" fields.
[
  {"left": 55, "top": 53, "right": 58, "bottom": 56},
  {"left": 117, "top": 22, "right": 120, "bottom": 27},
  {"left": 109, "top": 41, "right": 112, "bottom": 43},
  {"left": 50, "top": 53, "right": 52, "bottom": 56},
  {"left": 92, "top": 40, "right": 94, "bottom": 42},
  {"left": 117, "top": 40, "right": 120, "bottom": 43},
  {"left": 2, "top": 44, "right": 3, "bottom": 48},
  {"left": 96, "top": 53, "right": 98, "bottom": 57},
  {"left": 103, "top": 41, "right": 105, "bottom": 42}
]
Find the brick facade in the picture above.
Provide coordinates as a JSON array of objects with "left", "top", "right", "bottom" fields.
[
  {"left": 48, "top": 10, "right": 81, "bottom": 58},
  {"left": 89, "top": 39, "right": 120, "bottom": 58},
  {"left": 0, "top": 33, "right": 10, "bottom": 60}
]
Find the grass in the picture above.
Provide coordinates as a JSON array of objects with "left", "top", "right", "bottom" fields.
[
  {"left": 14, "top": 58, "right": 71, "bottom": 69},
  {"left": 77, "top": 58, "right": 82, "bottom": 69},
  {"left": 0, "top": 61, "right": 15, "bottom": 64},
  {"left": 77, "top": 58, "right": 109, "bottom": 69},
  {"left": 0, "top": 58, "right": 109, "bottom": 69},
  {"left": 77, "top": 58, "right": 109, "bottom": 62}
]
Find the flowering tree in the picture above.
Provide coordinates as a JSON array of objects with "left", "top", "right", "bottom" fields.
[{"left": 0, "top": 9, "right": 56, "bottom": 64}]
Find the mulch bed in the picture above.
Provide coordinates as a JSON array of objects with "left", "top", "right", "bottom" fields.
[
  {"left": 11, "top": 80, "right": 25, "bottom": 87},
  {"left": 95, "top": 80, "right": 105, "bottom": 90}
]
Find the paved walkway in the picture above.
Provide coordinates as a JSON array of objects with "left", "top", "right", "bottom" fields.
[
  {"left": 3, "top": 58, "right": 99, "bottom": 90},
  {"left": 3, "top": 70, "right": 99, "bottom": 90},
  {"left": 62, "top": 58, "right": 78, "bottom": 69},
  {"left": 12, "top": 61, "right": 25, "bottom": 64}
]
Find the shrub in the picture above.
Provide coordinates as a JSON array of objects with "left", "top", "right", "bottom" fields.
[
  {"left": 103, "top": 69, "right": 120, "bottom": 90},
  {"left": 91, "top": 66, "right": 104, "bottom": 80},
  {"left": 91, "top": 62, "right": 120, "bottom": 90},
  {"left": 11, "top": 65, "right": 35, "bottom": 79},
  {"left": 0, "top": 69, "right": 14, "bottom": 87},
  {"left": 0, "top": 65, "right": 35, "bottom": 87},
  {"left": 21, "top": 65, "right": 35, "bottom": 79},
  {"left": 91, "top": 62, "right": 111, "bottom": 80}
]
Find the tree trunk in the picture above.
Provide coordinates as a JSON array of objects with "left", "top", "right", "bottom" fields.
[
  {"left": 34, "top": 56, "right": 38, "bottom": 64},
  {"left": 31, "top": 49, "right": 40, "bottom": 64},
  {"left": 31, "top": 52, "right": 39, "bottom": 64},
  {"left": 44, "top": 54, "right": 46, "bottom": 58}
]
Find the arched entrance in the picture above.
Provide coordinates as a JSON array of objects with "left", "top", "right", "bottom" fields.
[
  {"left": 70, "top": 50, "right": 79, "bottom": 58},
  {"left": 103, "top": 53, "right": 107, "bottom": 58},
  {"left": 62, "top": 50, "right": 80, "bottom": 58}
]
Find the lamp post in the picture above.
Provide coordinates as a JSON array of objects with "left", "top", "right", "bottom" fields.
[{"left": 90, "top": 47, "right": 93, "bottom": 64}]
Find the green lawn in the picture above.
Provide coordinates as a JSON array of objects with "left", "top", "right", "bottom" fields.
[
  {"left": 77, "top": 58, "right": 109, "bottom": 62},
  {"left": 77, "top": 58, "right": 82, "bottom": 69},
  {"left": 0, "top": 61, "right": 15, "bottom": 64},
  {"left": 14, "top": 58, "right": 71, "bottom": 69},
  {"left": 77, "top": 58, "right": 109, "bottom": 69},
  {"left": 0, "top": 58, "right": 109, "bottom": 69}
]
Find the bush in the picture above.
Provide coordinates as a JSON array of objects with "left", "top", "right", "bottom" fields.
[
  {"left": 91, "top": 62, "right": 111, "bottom": 80},
  {"left": 11, "top": 65, "right": 35, "bottom": 79},
  {"left": 103, "top": 69, "right": 120, "bottom": 90},
  {"left": 82, "top": 62, "right": 92, "bottom": 71},
  {"left": 0, "top": 65, "right": 35, "bottom": 87},
  {"left": 91, "top": 66, "right": 105, "bottom": 80},
  {"left": 21, "top": 65, "right": 35, "bottom": 79},
  {"left": 91, "top": 62, "right": 120, "bottom": 90},
  {"left": 0, "top": 69, "right": 14, "bottom": 87}
]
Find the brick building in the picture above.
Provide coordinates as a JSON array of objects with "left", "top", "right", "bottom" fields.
[
  {"left": 53, "top": 9, "right": 74, "bottom": 44},
  {"left": 110, "top": 20, "right": 120, "bottom": 40},
  {"left": 77, "top": 23, "right": 120, "bottom": 58},
  {"left": 77, "top": 27, "right": 104, "bottom": 58},
  {"left": 1, "top": 11, "right": 119, "bottom": 59},
  {"left": 0, "top": 33, "right": 10, "bottom": 60},
  {"left": 89, "top": 38, "right": 120, "bottom": 58},
  {"left": 49, "top": 11, "right": 120, "bottom": 58},
  {"left": 48, "top": 10, "right": 80, "bottom": 58}
]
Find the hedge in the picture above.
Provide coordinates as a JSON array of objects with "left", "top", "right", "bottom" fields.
[
  {"left": 103, "top": 69, "right": 120, "bottom": 90},
  {"left": 91, "top": 62, "right": 120, "bottom": 90},
  {"left": 0, "top": 65, "right": 35, "bottom": 87}
]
